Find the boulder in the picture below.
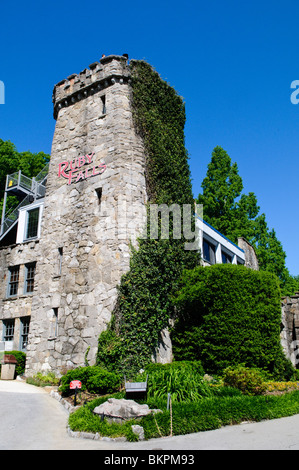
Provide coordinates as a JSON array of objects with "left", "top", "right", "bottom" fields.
[{"left": 93, "top": 398, "right": 160, "bottom": 424}]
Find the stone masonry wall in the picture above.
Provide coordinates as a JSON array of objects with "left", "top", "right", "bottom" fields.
[
  {"left": 0, "top": 241, "right": 39, "bottom": 350},
  {"left": 281, "top": 292, "right": 299, "bottom": 367},
  {"left": 25, "top": 56, "right": 148, "bottom": 375},
  {"left": 237, "top": 237, "right": 259, "bottom": 270}
]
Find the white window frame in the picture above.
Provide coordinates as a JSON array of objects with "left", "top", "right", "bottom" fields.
[{"left": 16, "top": 200, "right": 44, "bottom": 244}]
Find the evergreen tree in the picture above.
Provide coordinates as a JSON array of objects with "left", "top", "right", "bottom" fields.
[
  {"left": 197, "top": 146, "right": 259, "bottom": 242},
  {"left": 197, "top": 146, "right": 299, "bottom": 295}
]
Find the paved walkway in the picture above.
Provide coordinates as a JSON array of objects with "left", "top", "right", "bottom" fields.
[{"left": 1, "top": 379, "right": 299, "bottom": 450}]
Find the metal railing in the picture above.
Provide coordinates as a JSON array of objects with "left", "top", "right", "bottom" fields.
[
  {"left": 0, "top": 162, "right": 49, "bottom": 239},
  {"left": 0, "top": 194, "right": 33, "bottom": 236},
  {"left": 6, "top": 162, "right": 49, "bottom": 197},
  {"left": 6, "top": 171, "right": 33, "bottom": 193}
]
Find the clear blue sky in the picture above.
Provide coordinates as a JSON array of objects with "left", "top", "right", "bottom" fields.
[{"left": 0, "top": 0, "right": 298, "bottom": 275}]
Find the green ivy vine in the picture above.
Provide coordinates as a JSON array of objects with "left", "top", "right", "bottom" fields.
[{"left": 96, "top": 60, "right": 199, "bottom": 374}]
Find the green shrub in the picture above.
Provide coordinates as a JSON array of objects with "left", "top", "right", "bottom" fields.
[
  {"left": 59, "top": 366, "right": 121, "bottom": 396},
  {"left": 222, "top": 365, "right": 267, "bottom": 396},
  {"left": 86, "top": 369, "right": 121, "bottom": 395},
  {"left": 172, "top": 264, "right": 294, "bottom": 380}
]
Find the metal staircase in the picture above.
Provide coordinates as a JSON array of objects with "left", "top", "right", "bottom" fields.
[{"left": 0, "top": 162, "right": 49, "bottom": 242}]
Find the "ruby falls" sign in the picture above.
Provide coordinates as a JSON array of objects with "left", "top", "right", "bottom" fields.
[{"left": 58, "top": 152, "right": 106, "bottom": 184}]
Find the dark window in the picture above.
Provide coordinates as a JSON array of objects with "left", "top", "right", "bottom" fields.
[
  {"left": 101, "top": 95, "right": 106, "bottom": 114},
  {"left": 203, "top": 238, "right": 216, "bottom": 264},
  {"left": 26, "top": 207, "right": 39, "bottom": 239},
  {"left": 3, "top": 319, "right": 15, "bottom": 342},
  {"left": 20, "top": 317, "right": 30, "bottom": 350},
  {"left": 58, "top": 247, "right": 63, "bottom": 275},
  {"left": 8, "top": 266, "right": 20, "bottom": 297},
  {"left": 95, "top": 188, "right": 102, "bottom": 204},
  {"left": 221, "top": 251, "right": 232, "bottom": 264},
  {"left": 25, "top": 263, "right": 36, "bottom": 293}
]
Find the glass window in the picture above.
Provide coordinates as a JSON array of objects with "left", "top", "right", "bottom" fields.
[
  {"left": 26, "top": 207, "right": 39, "bottom": 240},
  {"left": 8, "top": 266, "right": 20, "bottom": 297},
  {"left": 25, "top": 263, "right": 36, "bottom": 294},
  {"left": 203, "top": 238, "right": 216, "bottom": 264},
  {"left": 20, "top": 317, "right": 30, "bottom": 351},
  {"left": 221, "top": 251, "right": 232, "bottom": 264},
  {"left": 3, "top": 319, "right": 15, "bottom": 342}
]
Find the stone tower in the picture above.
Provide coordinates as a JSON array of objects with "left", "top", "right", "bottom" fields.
[{"left": 25, "top": 55, "right": 147, "bottom": 375}]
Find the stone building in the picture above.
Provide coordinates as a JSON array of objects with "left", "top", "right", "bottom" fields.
[
  {"left": 0, "top": 54, "right": 262, "bottom": 376},
  {"left": 0, "top": 55, "right": 148, "bottom": 375}
]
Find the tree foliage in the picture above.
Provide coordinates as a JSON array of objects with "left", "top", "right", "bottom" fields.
[
  {"left": 0, "top": 138, "right": 50, "bottom": 214},
  {"left": 197, "top": 146, "right": 299, "bottom": 295}
]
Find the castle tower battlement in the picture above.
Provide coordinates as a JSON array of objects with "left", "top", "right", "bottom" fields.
[{"left": 53, "top": 55, "right": 130, "bottom": 119}]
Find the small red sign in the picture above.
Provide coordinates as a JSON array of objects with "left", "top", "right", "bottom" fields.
[{"left": 70, "top": 380, "right": 82, "bottom": 390}]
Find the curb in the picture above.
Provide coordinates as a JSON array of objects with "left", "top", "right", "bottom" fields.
[{"left": 49, "top": 389, "right": 130, "bottom": 442}]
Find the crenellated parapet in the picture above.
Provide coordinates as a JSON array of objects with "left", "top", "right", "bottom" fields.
[{"left": 52, "top": 54, "right": 130, "bottom": 119}]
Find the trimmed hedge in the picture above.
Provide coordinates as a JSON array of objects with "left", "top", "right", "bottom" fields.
[{"left": 172, "top": 264, "right": 294, "bottom": 379}]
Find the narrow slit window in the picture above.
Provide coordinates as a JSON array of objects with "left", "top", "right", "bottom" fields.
[
  {"left": 58, "top": 247, "right": 63, "bottom": 275},
  {"left": 49, "top": 308, "right": 58, "bottom": 339},
  {"left": 95, "top": 188, "right": 102, "bottom": 204},
  {"left": 101, "top": 95, "right": 106, "bottom": 115}
]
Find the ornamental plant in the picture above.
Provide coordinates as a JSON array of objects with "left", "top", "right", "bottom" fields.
[{"left": 222, "top": 365, "right": 267, "bottom": 396}]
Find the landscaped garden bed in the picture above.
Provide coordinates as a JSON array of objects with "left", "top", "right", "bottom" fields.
[{"left": 35, "top": 361, "right": 299, "bottom": 442}]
